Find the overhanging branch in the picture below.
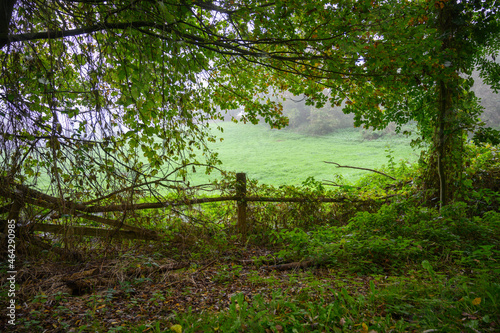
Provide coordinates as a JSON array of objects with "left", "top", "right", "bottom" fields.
[{"left": 2, "top": 21, "right": 175, "bottom": 45}]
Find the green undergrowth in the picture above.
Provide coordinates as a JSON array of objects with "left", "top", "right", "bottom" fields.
[
  {"left": 161, "top": 273, "right": 499, "bottom": 333},
  {"left": 272, "top": 203, "right": 500, "bottom": 274},
  {"left": 163, "top": 144, "right": 499, "bottom": 332},
  {"left": 9, "top": 144, "right": 500, "bottom": 332}
]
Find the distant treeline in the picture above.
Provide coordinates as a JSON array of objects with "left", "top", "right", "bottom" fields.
[
  {"left": 222, "top": 91, "right": 356, "bottom": 135},
  {"left": 223, "top": 70, "right": 500, "bottom": 136}
]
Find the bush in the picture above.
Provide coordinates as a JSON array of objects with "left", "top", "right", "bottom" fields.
[{"left": 271, "top": 198, "right": 500, "bottom": 275}]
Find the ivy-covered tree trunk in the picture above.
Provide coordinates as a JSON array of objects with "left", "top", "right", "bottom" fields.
[
  {"left": 426, "top": 1, "right": 468, "bottom": 208},
  {"left": 428, "top": 80, "right": 465, "bottom": 208}
]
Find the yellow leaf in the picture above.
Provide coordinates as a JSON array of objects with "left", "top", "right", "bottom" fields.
[
  {"left": 362, "top": 322, "right": 369, "bottom": 333},
  {"left": 170, "top": 324, "right": 182, "bottom": 333},
  {"left": 472, "top": 297, "right": 481, "bottom": 306}
]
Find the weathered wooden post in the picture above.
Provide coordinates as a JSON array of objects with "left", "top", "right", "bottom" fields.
[{"left": 236, "top": 173, "right": 247, "bottom": 236}]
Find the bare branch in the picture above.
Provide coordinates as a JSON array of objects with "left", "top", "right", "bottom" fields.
[{"left": 324, "top": 161, "right": 397, "bottom": 181}]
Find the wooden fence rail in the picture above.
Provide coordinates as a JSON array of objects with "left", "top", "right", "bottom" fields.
[{"left": 2, "top": 173, "right": 387, "bottom": 240}]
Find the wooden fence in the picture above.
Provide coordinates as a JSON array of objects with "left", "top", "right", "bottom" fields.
[{"left": 3, "top": 173, "right": 382, "bottom": 241}]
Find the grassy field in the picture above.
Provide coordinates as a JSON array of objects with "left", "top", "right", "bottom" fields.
[
  {"left": 31, "top": 122, "right": 421, "bottom": 193},
  {"left": 189, "top": 122, "right": 422, "bottom": 186}
]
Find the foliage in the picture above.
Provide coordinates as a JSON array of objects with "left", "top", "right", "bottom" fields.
[
  {"left": 271, "top": 192, "right": 500, "bottom": 274},
  {"left": 1, "top": 0, "right": 294, "bottom": 222},
  {"left": 268, "top": 144, "right": 500, "bottom": 276},
  {"left": 1, "top": 0, "right": 499, "bottom": 225},
  {"left": 472, "top": 127, "right": 500, "bottom": 146},
  {"left": 2, "top": 2, "right": 500, "bottom": 329},
  {"left": 461, "top": 143, "right": 500, "bottom": 211}
]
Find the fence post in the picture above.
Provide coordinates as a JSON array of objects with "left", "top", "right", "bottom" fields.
[{"left": 236, "top": 173, "right": 247, "bottom": 236}]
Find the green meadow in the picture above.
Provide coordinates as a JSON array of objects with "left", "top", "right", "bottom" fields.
[
  {"left": 189, "top": 122, "right": 422, "bottom": 186},
  {"left": 33, "top": 122, "right": 421, "bottom": 191}
]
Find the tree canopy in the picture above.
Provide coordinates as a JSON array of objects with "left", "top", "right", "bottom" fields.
[{"left": 1, "top": 0, "right": 499, "bottom": 223}]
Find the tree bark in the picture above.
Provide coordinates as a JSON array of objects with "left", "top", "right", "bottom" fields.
[
  {"left": 0, "top": 0, "right": 17, "bottom": 49},
  {"left": 427, "top": 1, "right": 465, "bottom": 208},
  {"left": 436, "top": 80, "right": 450, "bottom": 208}
]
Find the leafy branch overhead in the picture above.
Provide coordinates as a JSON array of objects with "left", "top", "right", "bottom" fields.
[{"left": 0, "top": 0, "right": 499, "bottom": 221}]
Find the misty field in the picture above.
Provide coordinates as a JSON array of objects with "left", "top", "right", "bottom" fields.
[{"left": 188, "top": 122, "right": 422, "bottom": 186}]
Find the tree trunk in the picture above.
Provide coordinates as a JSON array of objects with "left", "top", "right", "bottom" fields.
[
  {"left": 427, "top": 1, "right": 465, "bottom": 209},
  {"left": 0, "top": 0, "right": 17, "bottom": 49},
  {"left": 433, "top": 80, "right": 464, "bottom": 209},
  {"left": 436, "top": 81, "right": 449, "bottom": 208}
]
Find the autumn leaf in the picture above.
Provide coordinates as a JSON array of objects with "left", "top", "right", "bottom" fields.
[
  {"left": 170, "top": 324, "right": 182, "bottom": 333},
  {"left": 472, "top": 298, "right": 481, "bottom": 306}
]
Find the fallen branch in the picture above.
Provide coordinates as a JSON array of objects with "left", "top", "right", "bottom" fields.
[
  {"left": 324, "top": 161, "right": 396, "bottom": 181},
  {"left": 263, "top": 260, "right": 315, "bottom": 271},
  {"left": 72, "top": 213, "right": 158, "bottom": 237},
  {"left": 245, "top": 196, "right": 349, "bottom": 203},
  {"left": 0, "top": 175, "right": 159, "bottom": 239}
]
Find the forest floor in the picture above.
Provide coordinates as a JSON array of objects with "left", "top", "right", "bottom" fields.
[{"left": 2, "top": 237, "right": 498, "bottom": 333}]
